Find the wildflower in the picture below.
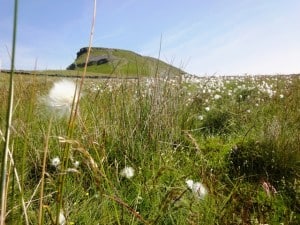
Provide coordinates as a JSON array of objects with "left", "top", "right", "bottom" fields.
[
  {"left": 120, "top": 166, "right": 135, "bottom": 179},
  {"left": 261, "top": 180, "right": 277, "bottom": 197},
  {"left": 45, "top": 79, "right": 80, "bottom": 117},
  {"left": 51, "top": 157, "right": 61, "bottom": 168},
  {"left": 205, "top": 106, "right": 210, "bottom": 112},
  {"left": 186, "top": 179, "right": 207, "bottom": 199},
  {"left": 279, "top": 94, "right": 284, "bottom": 99}
]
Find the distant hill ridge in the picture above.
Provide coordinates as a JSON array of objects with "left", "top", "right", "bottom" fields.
[{"left": 67, "top": 47, "right": 185, "bottom": 77}]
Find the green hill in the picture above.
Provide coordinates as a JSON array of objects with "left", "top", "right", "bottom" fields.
[{"left": 67, "top": 47, "right": 185, "bottom": 77}]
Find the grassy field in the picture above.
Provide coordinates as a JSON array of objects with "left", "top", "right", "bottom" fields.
[{"left": 0, "top": 72, "right": 299, "bottom": 224}]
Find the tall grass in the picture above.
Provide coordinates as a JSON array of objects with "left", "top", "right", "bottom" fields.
[
  {"left": 54, "top": 0, "right": 97, "bottom": 224},
  {"left": 1, "top": 0, "right": 299, "bottom": 224},
  {"left": 0, "top": 0, "right": 19, "bottom": 224},
  {"left": 1, "top": 72, "right": 299, "bottom": 224}
]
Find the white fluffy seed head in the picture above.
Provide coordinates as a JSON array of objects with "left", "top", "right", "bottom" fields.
[
  {"left": 59, "top": 210, "right": 66, "bottom": 225},
  {"left": 186, "top": 179, "right": 207, "bottom": 199},
  {"left": 45, "top": 79, "right": 80, "bottom": 117},
  {"left": 120, "top": 166, "right": 135, "bottom": 179},
  {"left": 73, "top": 160, "right": 80, "bottom": 168},
  {"left": 198, "top": 115, "right": 204, "bottom": 121},
  {"left": 186, "top": 179, "right": 194, "bottom": 189},
  {"left": 214, "top": 94, "right": 221, "bottom": 100},
  {"left": 51, "top": 157, "right": 61, "bottom": 167}
]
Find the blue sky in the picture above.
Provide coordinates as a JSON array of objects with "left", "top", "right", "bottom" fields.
[{"left": 1, "top": 0, "right": 300, "bottom": 75}]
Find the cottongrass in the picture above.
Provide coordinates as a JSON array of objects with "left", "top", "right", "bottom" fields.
[
  {"left": 42, "top": 79, "right": 80, "bottom": 117},
  {"left": 120, "top": 166, "right": 135, "bottom": 179},
  {"left": 214, "top": 94, "right": 222, "bottom": 100},
  {"left": 198, "top": 115, "right": 204, "bottom": 120},
  {"left": 59, "top": 210, "right": 66, "bottom": 225},
  {"left": 205, "top": 106, "right": 210, "bottom": 112},
  {"left": 51, "top": 157, "right": 61, "bottom": 168},
  {"left": 186, "top": 179, "right": 208, "bottom": 199},
  {"left": 73, "top": 160, "right": 80, "bottom": 168}
]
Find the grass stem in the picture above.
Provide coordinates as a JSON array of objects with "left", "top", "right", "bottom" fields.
[
  {"left": 55, "top": 1, "right": 97, "bottom": 224},
  {"left": 0, "top": 0, "right": 18, "bottom": 224}
]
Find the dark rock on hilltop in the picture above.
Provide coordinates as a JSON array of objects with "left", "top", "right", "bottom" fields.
[
  {"left": 67, "top": 55, "right": 109, "bottom": 70},
  {"left": 68, "top": 48, "right": 111, "bottom": 69}
]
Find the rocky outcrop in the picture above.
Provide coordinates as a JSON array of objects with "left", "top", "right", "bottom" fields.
[{"left": 67, "top": 55, "right": 109, "bottom": 70}]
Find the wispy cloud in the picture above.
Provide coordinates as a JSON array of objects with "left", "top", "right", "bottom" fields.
[
  {"left": 139, "top": 1, "right": 300, "bottom": 75},
  {"left": 93, "top": 28, "right": 126, "bottom": 47}
]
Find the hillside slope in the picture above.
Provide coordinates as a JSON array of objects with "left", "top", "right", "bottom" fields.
[{"left": 67, "top": 47, "right": 185, "bottom": 77}]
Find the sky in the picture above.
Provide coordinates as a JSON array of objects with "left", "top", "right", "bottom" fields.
[{"left": 1, "top": 0, "right": 300, "bottom": 76}]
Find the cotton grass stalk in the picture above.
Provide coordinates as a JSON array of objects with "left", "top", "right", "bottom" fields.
[
  {"left": 55, "top": 0, "right": 97, "bottom": 224},
  {"left": 0, "top": 132, "right": 29, "bottom": 225},
  {"left": 52, "top": 78, "right": 81, "bottom": 224},
  {"left": 38, "top": 119, "right": 52, "bottom": 225}
]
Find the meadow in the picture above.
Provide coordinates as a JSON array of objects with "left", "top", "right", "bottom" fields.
[{"left": 0, "top": 72, "right": 299, "bottom": 224}]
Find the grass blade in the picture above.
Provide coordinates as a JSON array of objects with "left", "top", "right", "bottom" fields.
[{"left": 0, "top": 0, "right": 18, "bottom": 224}]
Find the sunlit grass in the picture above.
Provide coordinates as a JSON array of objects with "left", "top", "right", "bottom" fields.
[
  {"left": 69, "top": 47, "right": 183, "bottom": 77},
  {"left": 1, "top": 2, "right": 299, "bottom": 224},
  {"left": 0, "top": 72, "right": 299, "bottom": 224}
]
